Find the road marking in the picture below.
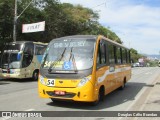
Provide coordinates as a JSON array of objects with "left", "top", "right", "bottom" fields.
[
  {"left": 0, "top": 116, "right": 11, "bottom": 120},
  {"left": 25, "top": 109, "right": 35, "bottom": 111},
  {"left": 145, "top": 72, "right": 152, "bottom": 75},
  {"left": 0, "top": 118, "right": 10, "bottom": 120},
  {"left": 117, "top": 87, "right": 147, "bottom": 120}
]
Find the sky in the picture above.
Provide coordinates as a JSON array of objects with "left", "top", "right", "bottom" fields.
[{"left": 60, "top": 0, "right": 160, "bottom": 55}]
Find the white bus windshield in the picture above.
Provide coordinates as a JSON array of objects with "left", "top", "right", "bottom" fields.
[
  {"left": 41, "top": 38, "right": 95, "bottom": 71},
  {"left": 1, "top": 43, "right": 23, "bottom": 69},
  {"left": 2, "top": 53, "right": 21, "bottom": 69}
]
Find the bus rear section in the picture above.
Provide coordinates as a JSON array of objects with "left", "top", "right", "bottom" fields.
[{"left": 38, "top": 35, "right": 131, "bottom": 104}]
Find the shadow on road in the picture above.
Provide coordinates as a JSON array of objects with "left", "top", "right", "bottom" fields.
[
  {"left": 0, "top": 78, "right": 36, "bottom": 83},
  {"left": 0, "top": 82, "right": 10, "bottom": 85},
  {"left": 46, "top": 82, "right": 154, "bottom": 110}
]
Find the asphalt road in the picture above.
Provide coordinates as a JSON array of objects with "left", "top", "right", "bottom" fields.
[{"left": 0, "top": 67, "right": 160, "bottom": 120}]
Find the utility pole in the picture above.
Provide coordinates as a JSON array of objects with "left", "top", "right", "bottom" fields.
[
  {"left": 13, "top": 0, "right": 34, "bottom": 42},
  {"left": 13, "top": 0, "right": 17, "bottom": 42}
]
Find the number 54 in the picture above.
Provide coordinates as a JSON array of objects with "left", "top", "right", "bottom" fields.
[{"left": 47, "top": 79, "right": 55, "bottom": 86}]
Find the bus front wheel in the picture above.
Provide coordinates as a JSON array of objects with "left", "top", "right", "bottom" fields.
[
  {"left": 92, "top": 87, "right": 104, "bottom": 105},
  {"left": 32, "top": 70, "right": 39, "bottom": 81}
]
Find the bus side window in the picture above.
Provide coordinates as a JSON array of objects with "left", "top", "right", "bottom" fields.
[
  {"left": 116, "top": 47, "right": 122, "bottom": 64},
  {"left": 22, "top": 43, "right": 34, "bottom": 68},
  {"left": 126, "top": 50, "right": 130, "bottom": 63},
  {"left": 122, "top": 48, "right": 127, "bottom": 64},
  {"left": 108, "top": 44, "right": 115, "bottom": 65},
  {"left": 96, "top": 40, "right": 106, "bottom": 68},
  {"left": 128, "top": 50, "right": 131, "bottom": 63},
  {"left": 35, "top": 45, "right": 47, "bottom": 55}
]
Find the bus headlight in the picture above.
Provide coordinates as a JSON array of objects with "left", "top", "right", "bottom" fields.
[
  {"left": 39, "top": 75, "right": 46, "bottom": 85},
  {"left": 77, "top": 76, "right": 91, "bottom": 87},
  {"left": 14, "top": 71, "right": 20, "bottom": 74}
]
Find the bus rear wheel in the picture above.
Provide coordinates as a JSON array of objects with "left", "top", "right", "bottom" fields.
[
  {"left": 119, "top": 79, "right": 126, "bottom": 90},
  {"left": 32, "top": 70, "right": 39, "bottom": 81}
]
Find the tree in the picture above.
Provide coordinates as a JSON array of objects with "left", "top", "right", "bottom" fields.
[
  {"left": 130, "top": 48, "right": 143, "bottom": 63},
  {"left": 0, "top": 0, "right": 14, "bottom": 44},
  {"left": 0, "top": 0, "right": 123, "bottom": 44},
  {"left": 17, "top": 0, "right": 46, "bottom": 42}
]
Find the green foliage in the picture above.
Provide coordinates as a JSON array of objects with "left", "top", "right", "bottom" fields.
[
  {"left": 0, "top": 0, "right": 14, "bottom": 43},
  {"left": 130, "top": 48, "right": 143, "bottom": 63},
  {"left": 0, "top": 0, "right": 123, "bottom": 46},
  {"left": 148, "top": 60, "right": 159, "bottom": 67}
]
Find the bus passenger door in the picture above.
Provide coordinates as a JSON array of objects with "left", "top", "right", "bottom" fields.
[{"left": 21, "top": 43, "right": 34, "bottom": 78}]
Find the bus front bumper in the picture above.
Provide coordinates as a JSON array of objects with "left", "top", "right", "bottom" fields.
[
  {"left": 38, "top": 81, "right": 97, "bottom": 102},
  {"left": 0, "top": 73, "right": 24, "bottom": 79}
]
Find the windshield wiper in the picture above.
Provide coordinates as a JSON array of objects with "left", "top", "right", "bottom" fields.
[
  {"left": 69, "top": 47, "right": 78, "bottom": 73},
  {"left": 48, "top": 48, "right": 66, "bottom": 73},
  {"left": 41, "top": 53, "right": 48, "bottom": 67}
]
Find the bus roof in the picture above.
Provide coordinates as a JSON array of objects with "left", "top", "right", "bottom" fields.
[
  {"left": 50, "top": 35, "right": 97, "bottom": 42},
  {"left": 50, "top": 35, "right": 129, "bottom": 50},
  {"left": 6, "top": 41, "right": 47, "bottom": 45},
  {"left": 99, "top": 35, "right": 129, "bottom": 50}
]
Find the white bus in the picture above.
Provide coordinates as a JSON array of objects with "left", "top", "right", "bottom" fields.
[{"left": 0, "top": 41, "right": 47, "bottom": 80}]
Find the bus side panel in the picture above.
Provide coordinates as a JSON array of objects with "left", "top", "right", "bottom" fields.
[
  {"left": 20, "top": 54, "right": 43, "bottom": 78},
  {"left": 95, "top": 65, "right": 131, "bottom": 96},
  {"left": 96, "top": 66, "right": 118, "bottom": 96}
]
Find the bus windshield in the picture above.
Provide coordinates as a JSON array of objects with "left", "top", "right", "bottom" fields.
[
  {"left": 2, "top": 53, "right": 21, "bottom": 69},
  {"left": 41, "top": 38, "right": 95, "bottom": 71},
  {"left": 4, "top": 43, "right": 23, "bottom": 52},
  {"left": 1, "top": 43, "right": 24, "bottom": 69}
]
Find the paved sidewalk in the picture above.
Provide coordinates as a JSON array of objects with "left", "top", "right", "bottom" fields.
[
  {"left": 133, "top": 75, "right": 160, "bottom": 120},
  {"left": 141, "top": 77, "right": 160, "bottom": 111},
  {"left": 122, "top": 75, "right": 160, "bottom": 120}
]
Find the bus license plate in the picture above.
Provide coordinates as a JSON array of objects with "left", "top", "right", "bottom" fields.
[{"left": 55, "top": 91, "right": 65, "bottom": 95}]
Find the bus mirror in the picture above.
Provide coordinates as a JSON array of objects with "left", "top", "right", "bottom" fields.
[
  {"left": 109, "top": 66, "right": 115, "bottom": 72},
  {"left": 17, "top": 53, "right": 21, "bottom": 61}
]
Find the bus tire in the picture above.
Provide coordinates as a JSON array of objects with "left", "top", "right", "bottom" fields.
[
  {"left": 119, "top": 79, "right": 126, "bottom": 90},
  {"left": 32, "top": 70, "right": 39, "bottom": 81},
  {"left": 92, "top": 86, "right": 104, "bottom": 105}
]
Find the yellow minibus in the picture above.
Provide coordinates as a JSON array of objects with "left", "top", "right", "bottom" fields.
[{"left": 38, "top": 35, "right": 131, "bottom": 104}]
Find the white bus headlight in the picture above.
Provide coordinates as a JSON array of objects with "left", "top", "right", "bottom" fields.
[
  {"left": 77, "top": 76, "right": 91, "bottom": 87},
  {"left": 14, "top": 71, "right": 20, "bottom": 74},
  {"left": 39, "top": 75, "right": 45, "bottom": 85}
]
